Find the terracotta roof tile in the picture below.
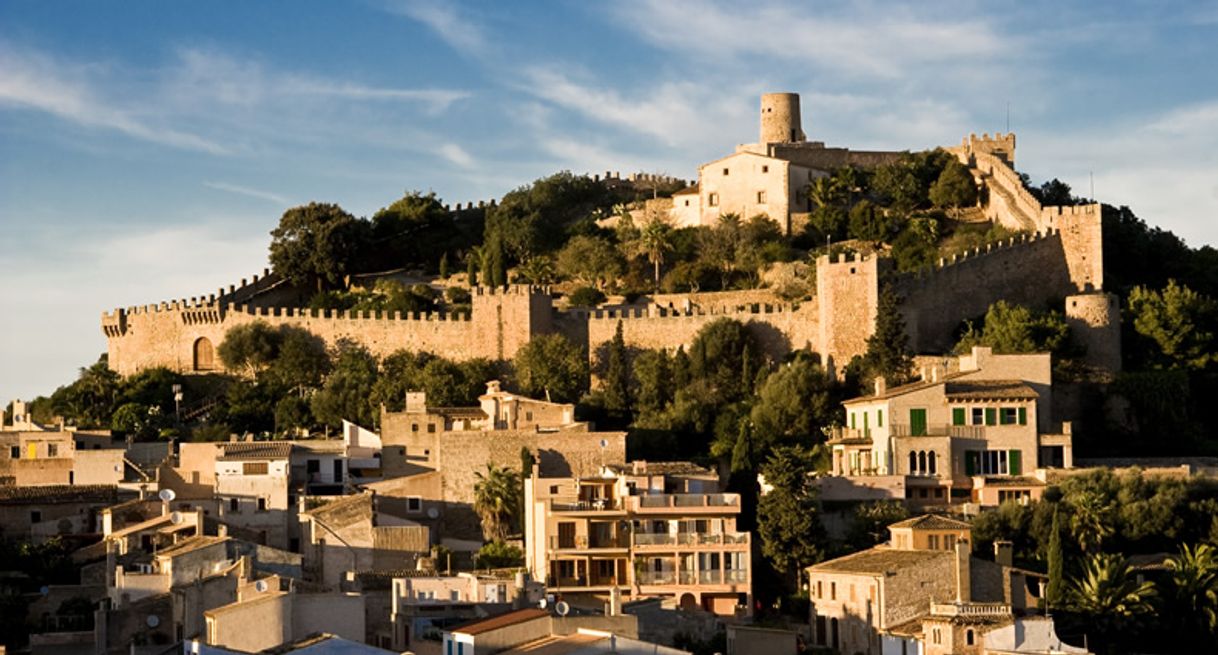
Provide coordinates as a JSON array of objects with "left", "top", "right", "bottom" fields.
[
  {"left": 889, "top": 514, "right": 972, "bottom": 530},
  {"left": 808, "top": 547, "right": 950, "bottom": 575},
  {"left": 451, "top": 608, "right": 549, "bottom": 635},
  {"left": 944, "top": 380, "right": 1038, "bottom": 401},
  {"left": 218, "top": 442, "right": 292, "bottom": 460},
  {"left": 0, "top": 484, "right": 118, "bottom": 504}
]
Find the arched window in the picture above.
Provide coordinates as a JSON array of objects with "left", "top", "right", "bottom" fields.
[
  {"left": 928, "top": 451, "right": 937, "bottom": 475},
  {"left": 918, "top": 451, "right": 927, "bottom": 475},
  {"left": 966, "top": 629, "right": 974, "bottom": 645},
  {"left": 909, "top": 452, "right": 918, "bottom": 473},
  {"left": 193, "top": 337, "right": 215, "bottom": 371}
]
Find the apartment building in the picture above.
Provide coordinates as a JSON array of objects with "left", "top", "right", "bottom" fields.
[{"left": 524, "top": 461, "right": 750, "bottom": 616}]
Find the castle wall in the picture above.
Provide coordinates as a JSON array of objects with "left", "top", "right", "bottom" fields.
[
  {"left": 1065, "top": 293, "right": 1121, "bottom": 371},
  {"left": 816, "top": 253, "right": 883, "bottom": 371},
  {"left": 895, "top": 232, "right": 1076, "bottom": 353},
  {"left": 103, "top": 286, "right": 549, "bottom": 376}
]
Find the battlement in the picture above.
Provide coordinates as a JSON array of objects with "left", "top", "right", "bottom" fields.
[
  {"left": 443, "top": 199, "right": 498, "bottom": 212},
  {"left": 576, "top": 301, "right": 801, "bottom": 322},
  {"left": 225, "top": 303, "right": 472, "bottom": 323},
  {"left": 962, "top": 132, "right": 1016, "bottom": 164},
  {"left": 471, "top": 284, "right": 551, "bottom": 297},
  {"left": 899, "top": 230, "right": 1057, "bottom": 287}
]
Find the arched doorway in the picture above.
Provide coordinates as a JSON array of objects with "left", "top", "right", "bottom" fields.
[{"left": 193, "top": 337, "right": 215, "bottom": 371}]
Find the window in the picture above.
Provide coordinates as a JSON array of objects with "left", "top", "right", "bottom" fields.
[
  {"left": 722, "top": 167, "right": 729, "bottom": 175},
  {"left": 407, "top": 497, "right": 422, "bottom": 512},
  {"left": 708, "top": 193, "right": 719, "bottom": 207},
  {"left": 762, "top": 165, "right": 769, "bottom": 173},
  {"left": 306, "top": 459, "right": 320, "bottom": 474},
  {"left": 945, "top": 534, "right": 957, "bottom": 550},
  {"left": 816, "top": 581, "right": 822, "bottom": 598},
  {"left": 830, "top": 582, "right": 836, "bottom": 600},
  {"left": 684, "top": 199, "right": 690, "bottom": 206},
  {"left": 928, "top": 451, "right": 937, "bottom": 475},
  {"left": 908, "top": 452, "right": 917, "bottom": 473},
  {"left": 9, "top": 446, "right": 17, "bottom": 459},
  {"left": 526, "top": 411, "right": 534, "bottom": 421},
  {"left": 971, "top": 407, "right": 984, "bottom": 425},
  {"left": 243, "top": 462, "right": 268, "bottom": 475},
  {"left": 229, "top": 498, "right": 239, "bottom": 512},
  {"left": 549, "top": 485, "right": 559, "bottom": 494},
  {"left": 1000, "top": 407, "right": 1018, "bottom": 425},
  {"left": 966, "top": 630, "right": 974, "bottom": 646},
  {"left": 451, "top": 590, "right": 460, "bottom": 601},
  {"left": 909, "top": 408, "right": 927, "bottom": 436},
  {"left": 411, "top": 423, "right": 419, "bottom": 432},
  {"left": 756, "top": 191, "right": 767, "bottom": 203},
  {"left": 48, "top": 444, "right": 58, "bottom": 457},
  {"left": 257, "top": 498, "right": 267, "bottom": 512},
  {"left": 928, "top": 534, "right": 939, "bottom": 550},
  {"left": 30, "top": 510, "right": 42, "bottom": 523},
  {"left": 427, "top": 424, "right": 436, "bottom": 433}
]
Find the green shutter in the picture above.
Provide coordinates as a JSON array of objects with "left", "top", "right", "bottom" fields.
[
  {"left": 964, "top": 451, "right": 977, "bottom": 476},
  {"left": 985, "top": 408, "right": 997, "bottom": 426},
  {"left": 1009, "top": 450, "right": 1022, "bottom": 476},
  {"left": 850, "top": 413, "right": 855, "bottom": 429},
  {"left": 1018, "top": 407, "right": 1027, "bottom": 425},
  {"left": 878, "top": 410, "right": 883, "bottom": 427},
  {"left": 910, "top": 409, "right": 927, "bottom": 436},
  {"left": 863, "top": 412, "right": 869, "bottom": 438},
  {"left": 952, "top": 408, "right": 965, "bottom": 426}
]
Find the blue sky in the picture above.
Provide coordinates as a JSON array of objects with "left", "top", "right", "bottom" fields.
[{"left": 2, "top": 0, "right": 1217, "bottom": 403}]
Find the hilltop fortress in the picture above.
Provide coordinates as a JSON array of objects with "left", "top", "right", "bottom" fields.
[{"left": 101, "top": 93, "right": 1119, "bottom": 378}]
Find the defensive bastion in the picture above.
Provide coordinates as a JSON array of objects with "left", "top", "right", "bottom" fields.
[{"left": 101, "top": 132, "right": 1119, "bottom": 377}]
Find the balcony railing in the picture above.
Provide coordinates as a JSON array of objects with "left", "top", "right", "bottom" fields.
[
  {"left": 636, "top": 571, "right": 676, "bottom": 585},
  {"left": 633, "top": 494, "right": 739, "bottom": 510},
  {"left": 931, "top": 602, "right": 1010, "bottom": 617},
  {"left": 891, "top": 423, "right": 984, "bottom": 438},
  {"left": 634, "top": 569, "right": 748, "bottom": 587},
  {"left": 632, "top": 532, "right": 749, "bottom": 546},
  {"left": 550, "top": 534, "right": 629, "bottom": 549},
  {"left": 550, "top": 499, "right": 623, "bottom": 512}
]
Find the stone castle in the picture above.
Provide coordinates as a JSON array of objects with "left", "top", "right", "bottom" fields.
[{"left": 101, "top": 93, "right": 1119, "bottom": 378}]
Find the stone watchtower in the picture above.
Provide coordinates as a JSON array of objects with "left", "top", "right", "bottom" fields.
[{"left": 760, "top": 93, "right": 805, "bottom": 144}]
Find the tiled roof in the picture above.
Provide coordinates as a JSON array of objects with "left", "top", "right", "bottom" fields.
[
  {"left": 451, "top": 608, "right": 549, "bottom": 635},
  {"left": 605, "top": 461, "right": 714, "bottom": 476},
  {"left": 218, "top": 442, "right": 292, "bottom": 460},
  {"left": 843, "top": 372, "right": 969, "bottom": 404},
  {"left": 808, "top": 547, "right": 950, "bottom": 575},
  {"left": 672, "top": 184, "right": 699, "bottom": 195},
  {"left": 306, "top": 493, "right": 371, "bottom": 528},
  {"left": 944, "top": 380, "right": 1038, "bottom": 400},
  {"left": 889, "top": 514, "right": 972, "bottom": 531},
  {"left": 0, "top": 484, "right": 118, "bottom": 504}
]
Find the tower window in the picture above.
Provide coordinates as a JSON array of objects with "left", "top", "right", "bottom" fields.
[
  {"left": 708, "top": 193, "right": 719, "bottom": 207},
  {"left": 757, "top": 191, "right": 767, "bottom": 203},
  {"left": 722, "top": 168, "right": 729, "bottom": 176},
  {"left": 762, "top": 165, "right": 769, "bottom": 173}
]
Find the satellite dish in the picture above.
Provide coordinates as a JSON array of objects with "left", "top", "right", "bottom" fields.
[
  {"left": 555, "top": 601, "right": 570, "bottom": 617},
  {"left": 427, "top": 508, "right": 440, "bottom": 519},
  {"left": 169, "top": 512, "right": 183, "bottom": 525},
  {"left": 158, "top": 489, "right": 176, "bottom": 502},
  {"left": 538, "top": 598, "right": 548, "bottom": 609},
  {"left": 255, "top": 580, "right": 269, "bottom": 593},
  {"left": 146, "top": 614, "right": 160, "bottom": 628}
]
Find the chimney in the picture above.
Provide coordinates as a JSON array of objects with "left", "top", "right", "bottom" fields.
[
  {"left": 874, "top": 377, "right": 887, "bottom": 396},
  {"left": 609, "top": 586, "right": 622, "bottom": 617},
  {"left": 931, "top": 366, "right": 940, "bottom": 383},
  {"left": 955, "top": 538, "right": 971, "bottom": 603},
  {"left": 993, "top": 540, "right": 1013, "bottom": 567},
  {"left": 405, "top": 391, "right": 427, "bottom": 414}
]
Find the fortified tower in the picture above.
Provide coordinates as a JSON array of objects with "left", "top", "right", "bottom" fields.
[{"left": 760, "top": 92, "right": 805, "bottom": 144}]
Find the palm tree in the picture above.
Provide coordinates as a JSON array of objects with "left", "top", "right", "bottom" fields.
[
  {"left": 1167, "top": 543, "right": 1218, "bottom": 635},
  {"left": 636, "top": 218, "right": 673, "bottom": 291},
  {"left": 517, "top": 255, "right": 556, "bottom": 285},
  {"left": 1068, "top": 552, "right": 1156, "bottom": 639},
  {"left": 807, "top": 176, "right": 844, "bottom": 211},
  {"left": 1069, "top": 490, "right": 1114, "bottom": 554},
  {"left": 473, "top": 463, "right": 522, "bottom": 541}
]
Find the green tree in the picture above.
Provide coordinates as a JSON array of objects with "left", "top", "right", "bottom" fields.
[
  {"left": 1166, "top": 543, "right": 1218, "bottom": 637},
  {"left": 512, "top": 334, "right": 589, "bottom": 403},
  {"left": 749, "top": 352, "right": 838, "bottom": 451},
  {"left": 439, "top": 252, "right": 449, "bottom": 279},
  {"left": 954, "top": 301, "right": 1072, "bottom": 356},
  {"left": 310, "top": 343, "right": 378, "bottom": 429},
  {"left": 274, "top": 396, "right": 313, "bottom": 435},
  {"left": 475, "top": 540, "right": 524, "bottom": 568},
  {"left": 1127, "top": 280, "right": 1218, "bottom": 370},
  {"left": 516, "top": 255, "right": 557, "bottom": 285},
  {"left": 49, "top": 356, "right": 121, "bottom": 428},
  {"left": 688, "top": 319, "right": 761, "bottom": 401},
  {"left": 270, "top": 327, "right": 331, "bottom": 390},
  {"left": 602, "top": 321, "right": 630, "bottom": 414},
  {"left": 1070, "top": 489, "right": 1115, "bottom": 554},
  {"left": 863, "top": 285, "right": 913, "bottom": 384},
  {"left": 632, "top": 349, "right": 672, "bottom": 417},
  {"left": 699, "top": 214, "right": 742, "bottom": 289},
  {"left": 757, "top": 446, "right": 827, "bottom": 582},
  {"left": 845, "top": 501, "right": 909, "bottom": 550},
  {"left": 635, "top": 217, "right": 674, "bottom": 290},
  {"left": 929, "top": 158, "right": 978, "bottom": 217},
  {"left": 110, "top": 402, "right": 158, "bottom": 440},
  {"left": 847, "top": 200, "right": 895, "bottom": 243},
  {"left": 371, "top": 350, "right": 432, "bottom": 412},
  {"left": 557, "top": 235, "right": 623, "bottom": 289},
  {"left": 1068, "top": 553, "right": 1156, "bottom": 643},
  {"left": 417, "top": 357, "right": 495, "bottom": 406},
  {"left": 473, "top": 464, "right": 522, "bottom": 541},
  {"left": 269, "top": 202, "right": 365, "bottom": 291},
  {"left": 1048, "top": 507, "right": 1065, "bottom": 608},
  {"left": 217, "top": 321, "right": 282, "bottom": 378},
  {"left": 466, "top": 251, "right": 478, "bottom": 286}
]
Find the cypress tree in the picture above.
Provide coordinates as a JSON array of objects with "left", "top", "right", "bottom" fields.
[
  {"left": 863, "top": 283, "right": 913, "bottom": 384},
  {"left": 1047, "top": 507, "right": 1064, "bottom": 608},
  {"left": 439, "top": 253, "right": 449, "bottom": 279},
  {"left": 741, "top": 343, "right": 753, "bottom": 396},
  {"left": 467, "top": 253, "right": 479, "bottom": 286},
  {"left": 672, "top": 346, "right": 691, "bottom": 388},
  {"left": 603, "top": 321, "right": 631, "bottom": 413}
]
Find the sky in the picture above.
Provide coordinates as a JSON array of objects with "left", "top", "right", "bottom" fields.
[{"left": 1, "top": 0, "right": 1217, "bottom": 403}]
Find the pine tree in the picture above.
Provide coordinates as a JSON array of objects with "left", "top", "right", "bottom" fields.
[
  {"left": 1048, "top": 507, "right": 1065, "bottom": 608},
  {"left": 863, "top": 284, "right": 913, "bottom": 384},
  {"left": 603, "top": 321, "right": 631, "bottom": 413}
]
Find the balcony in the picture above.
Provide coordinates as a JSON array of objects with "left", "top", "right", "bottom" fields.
[
  {"left": 549, "top": 498, "right": 624, "bottom": 513},
  {"left": 891, "top": 423, "right": 984, "bottom": 438},
  {"left": 635, "top": 568, "right": 749, "bottom": 588},
  {"left": 930, "top": 602, "right": 1011, "bottom": 617},
  {"left": 632, "top": 532, "right": 749, "bottom": 547},
  {"left": 628, "top": 494, "right": 740, "bottom": 513},
  {"left": 550, "top": 534, "right": 630, "bottom": 550}
]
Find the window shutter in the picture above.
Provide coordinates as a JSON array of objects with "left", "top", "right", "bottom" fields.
[
  {"left": 878, "top": 410, "right": 883, "bottom": 428},
  {"left": 1009, "top": 450, "right": 1022, "bottom": 476},
  {"left": 952, "top": 408, "right": 965, "bottom": 426},
  {"left": 1018, "top": 407, "right": 1027, "bottom": 425},
  {"left": 985, "top": 408, "right": 997, "bottom": 426},
  {"left": 964, "top": 451, "right": 977, "bottom": 476}
]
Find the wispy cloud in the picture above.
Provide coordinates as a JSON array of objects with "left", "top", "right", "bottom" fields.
[
  {"left": 438, "top": 143, "right": 475, "bottom": 168},
  {"left": 0, "top": 45, "right": 230, "bottom": 154},
  {"left": 381, "top": 0, "right": 489, "bottom": 57},
  {"left": 203, "top": 181, "right": 291, "bottom": 206}
]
